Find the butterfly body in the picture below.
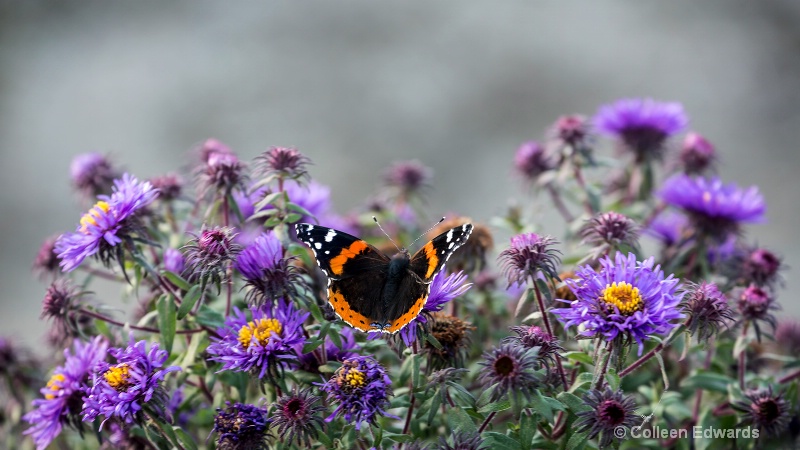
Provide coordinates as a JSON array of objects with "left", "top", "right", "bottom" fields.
[{"left": 295, "top": 222, "right": 473, "bottom": 334}]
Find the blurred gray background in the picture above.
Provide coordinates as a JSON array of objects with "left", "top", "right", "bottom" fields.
[{"left": 2, "top": 1, "right": 800, "bottom": 354}]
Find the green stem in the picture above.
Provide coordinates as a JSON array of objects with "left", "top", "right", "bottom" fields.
[{"left": 619, "top": 323, "right": 687, "bottom": 378}]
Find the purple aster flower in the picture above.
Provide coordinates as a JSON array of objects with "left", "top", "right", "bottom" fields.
[
  {"left": 197, "top": 143, "right": 247, "bottom": 196},
  {"left": 503, "top": 325, "right": 564, "bottom": 370},
  {"left": 33, "top": 235, "right": 61, "bottom": 278},
  {"left": 297, "top": 327, "right": 359, "bottom": 374},
  {"left": 207, "top": 301, "right": 309, "bottom": 379},
  {"left": 645, "top": 211, "right": 689, "bottom": 247},
  {"left": 213, "top": 402, "right": 271, "bottom": 450},
  {"left": 270, "top": 387, "right": 325, "bottom": 447},
  {"left": 594, "top": 98, "right": 688, "bottom": 162},
  {"left": 235, "top": 232, "right": 307, "bottom": 306},
  {"left": 514, "top": 141, "right": 555, "bottom": 182},
  {"left": 395, "top": 269, "right": 472, "bottom": 346},
  {"left": 497, "top": 233, "right": 561, "bottom": 287},
  {"left": 659, "top": 174, "right": 766, "bottom": 241},
  {"left": 383, "top": 159, "right": 432, "bottom": 197},
  {"left": 552, "top": 252, "right": 684, "bottom": 355},
  {"left": 575, "top": 388, "right": 639, "bottom": 449},
  {"left": 182, "top": 225, "right": 241, "bottom": 286},
  {"left": 197, "top": 138, "right": 233, "bottom": 163},
  {"left": 70, "top": 152, "right": 121, "bottom": 198},
  {"left": 320, "top": 355, "right": 395, "bottom": 430},
  {"left": 284, "top": 179, "right": 331, "bottom": 223},
  {"left": 23, "top": 337, "right": 108, "bottom": 450},
  {"left": 256, "top": 146, "right": 312, "bottom": 182},
  {"left": 682, "top": 282, "right": 734, "bottom": 343},
  {"left": 679, "top": 132, "right": 716, "bottom": 174},
  {"left": 82, "top": 339, "right": 180, "bottom": 427},
  {"left": 149, "top": 172, "right": 184, "bottom": 202},
  {"left": 55, "top": 173, "right": 159, "bottom": 272},
  {"left": 162, "top": 247, "right": 185, "bottom": 275},
  {"left": 580, "top": 211, "right": 640, "bottom": 257},
  {"left": 41, "top": 280, "right": 86, "bottom": 339},
  {"left": 736, "top": 284, "right": 777, "bottom": 341},
  {"left": 774, "top": 320, "right": 800, "bottom": 355},
  {"left": 478, "top": 342, "right": 540, "bottom": 402},
  {"left": 739, "top": 247, "right": 782, "bottom": 288},
  {"left": 733, "top": 387, "right": 790, "bottom": 437},
  {"left": 551, "top": 114, "right": 592, "bottom": 150}
]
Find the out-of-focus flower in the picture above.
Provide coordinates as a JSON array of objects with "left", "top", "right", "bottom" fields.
[
  {"left": 580, "top": 211, "right": 640, "bottom": 255},
  {"left": 551, "top": 114, "right": 592, "bottom": 152},
  {"left": 429, "top": 218, "right": 492, "bottom": 273},
  {"left": 736, "top": 284, "right": 777, "bottom": 340},
  {"left": 503, "top": 325, "right": 563, "bottom": 370},
  {"left": 162, "top": 247, "right": 185, "bottom": 275},
  {"left": 235, "top": 232, "right": 307, "bottom": 306},
  {"left": 733, "top": 387, "right": 790, "bottom": 438},
  {"left": 24, "top": 337, "right": 108, "bottom": 450},
  {"left": 270, "top": 387, "right": 325, "bottom": 448},
  {"left": 284, "top": 180, "right": 331, "bottom": 224},
  {"left": 197, "top": 141, "right": 246, "bottom": 196},
  {"left": 396, "top": 270, "right": 471, "bottom": 346},
  {"left": 682, "top": 282, "right": 734, "bottom": 343},
  {"left": 182, "top": 225, "right": 241, "bottom": 286},
  {"left": 679, "top": 132, "right": 716, "bottom": 174},
  {"left": 514, "top": 141, "right": 555, "bottom": 182},
  {"left": 207, "top": 302, "right": 309, "bottom": 379},
  {"left": 774, "top": 320, "right": 800, "bottom": 355},
  {"left": 575, "top": 387, "right": 638, "bottom": 449},
  {"left": 321, "top": 356, "right": 395, "bottom": 430},
  {"left": 659, "top": 174, "right": 765, "bottom": 241},
  {"left": 56, "top": 173, "right": 159, "bottom": 272},
  {"left": 70, "top": 152, "right": 121, "bottom": 198},
  {"left": 197, "top": 138, "right": 233, "bottom": 163},
  {"left": 33, "top": 235, "right": 61, "bottom": 278},
  {"left": 213, "top": 402, "right": 271, "bottom": 450},
  {"left": 739, "top": 247, "right": 782, "bottom": 288},
  {"left": 383, "top": 160, "right": 432, "bottom": 198},
  {"left": 646, "top": 211, "right": 689, "bottom": 247},
  {"left": 41, "top": 280, "right": 85, "bottom": 339},
  {"left": 256, "top": 146, "right": 312, "bottom": 183},
  {"left": 82, "top": 339, "right": 180, "bottom": 427},
  {"left": 478, "top": 342, "right": 540, "bottom": 402},
  {"left": 594, "top": 98, "right": 688, "bottom": 162},
  {"left": 149, "top": 172, "right": 184, "bottom": 202},
  {"left": 497, "top": 233, "right": 561, "bottom": 287},
  {"left": 552, "top": 253, "right": 684, "bottom": 355}
]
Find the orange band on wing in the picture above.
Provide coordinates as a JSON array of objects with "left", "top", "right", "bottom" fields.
[
  {"left": 386, "top": 295, "right": 427, "bottom": 333},
  {"left": 422, "top": 241, "right": 439, "bottom": 279},
  {"left": 328, "top": 288, "right": 373, "bottom": 332},
  {"left": 329, "top": 241, "right": 369, "bottom": 276}
]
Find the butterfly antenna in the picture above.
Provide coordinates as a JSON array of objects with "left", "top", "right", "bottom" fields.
[
  {"left": 372, "top": 216, "right": 402, "bottom": 252},
  {"left": 407, "top": 217, "right": 446, "bottom": 248}
]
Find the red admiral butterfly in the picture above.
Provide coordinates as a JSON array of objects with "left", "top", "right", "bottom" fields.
[{"left": 295, "top": 222, "right": 473, "bottom": 334}]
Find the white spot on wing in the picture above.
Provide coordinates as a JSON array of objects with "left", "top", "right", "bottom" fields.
[
  {"left": 314, "top": 242, "right": 322, "bottom": 249},
  {"left": 325, "top": 250, "right": 330, "bottom": 254},
  {"left": 446, "top": 228, "right": 454, "bottom": 242},
  {"left": 325, "top": 229, "right": 337, "bottom": 242}
]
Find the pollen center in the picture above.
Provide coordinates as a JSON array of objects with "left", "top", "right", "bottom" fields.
[
  {"left": 79, "top": 201, "right": 110, "bottom": 233},
  {"left": 44, "top": 373, "right": 66, "bottom": 399},
  {"left": 104, "top": 364, "right": 131, "bottom": 391},
  {"left": 238, "top": 318, "right": 282, "bottom": 349},
  {"left": 601, "top": 281, "right": 643, "bottom": 316}
]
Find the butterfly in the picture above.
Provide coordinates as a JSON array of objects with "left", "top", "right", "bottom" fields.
[{"left": 295, "top": 222, "right": 473, "bottom": 334}]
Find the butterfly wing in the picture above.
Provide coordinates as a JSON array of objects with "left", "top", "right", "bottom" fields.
[
  {"left": 381, "top": 223, "right": 475, "bottom": 334},
  {"left": 295, "top": 223, "right": 390, "bottom": 332}
]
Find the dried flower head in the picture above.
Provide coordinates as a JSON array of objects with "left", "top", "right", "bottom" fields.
[
  {"left": 213, "top": 402, "right": 271, "bottom": 450},
  {"left": 207, "top": 302, "right": 309, "bottom": 380},
  {"left": 256, "top": 146, "right": 311, "bottom": 182},
  {"left": 504, "top": 325, "right": 563, "bottom": 370},
  {"left": 33, "top": 235, "right": 61, "bottom": 278},
  {"left": 82, "top": 339, "right": 180, "bottom": 427},
  {"left": 321, "top": 356, "right": 395, "bottom": 430},
  {"left": 270, "top": 387, "right": 325, "bottom": 447},
  {"left": 659, "top": 174, "right": 765, "bottom": 242},
  {"left": 24, "top": 337, "right": 108, "bottom": 450},
  {"left": 397, "top": 270, "right": 472, "bottom": 346},
  {"left": 514, "top": 141, "right": 555, "bottom": 182},
  {"left": 235, "top": 232, "right": 307, "bottom": 306},
  {"left": 383, "top": 160, "right": 432, "bottom": 197},
  {"left": 682, "top": 282, "right": 734, "bottom": 343},
  {"left": 594, "top": 98, "right": 688, "bottom": 162},
  {"left": 733, "top": 387, "right": 790, "bottom": 438},
  {"left": 182, "top": 226, "right": 241, "bottom": 286},
  {"left": 56, "top": 173, "right": 159, "bottom": 272},
  {"left": 149, "top": 172, "right": 184, "bottom": 202},
  {"left": 554, "top": 271, "right": 578, "bottom": 302},
  {"left": 70, "top": 152, "right": 121, "bottom": 198},
  {"left": 552, "top": 253, "right": 684, "bottom": 355},
  {"left": 580, "top": 211, "right": 640, "bottom": 254},
  {"left": 478, "top": 342, "right": 540, "bottom": 402},
  {"left": 424, "top": 312, "right": 474, "bottom": 371},
  {"left": 575, "top": 387, "right": 638, "bottom": 449},
  {"left": 680, "top": 132, "right": 716, "bottom": 174},
  {"left": 498, "top": 233, "right": 561, "bottom": 287}
]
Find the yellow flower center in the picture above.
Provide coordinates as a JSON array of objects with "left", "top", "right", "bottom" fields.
[
  {"left": 104, "top": 364, "right": 131, "bottom": 391},
  {"left": 601, "top": 281, "right": 643, "bottom": 316},
  {"left": 79, "top": 201, "right": 111, "bottom": 233},
  {"left": 238, "top": 318, "right": 282, "bottom": 349},
  {"left": 335, "top": 366, "right": 366, "bottom": 390},
  {"left": 44, "top": 373, "right": 66, "bottom": 400}
]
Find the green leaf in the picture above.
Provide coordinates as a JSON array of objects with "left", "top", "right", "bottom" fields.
[
  {"left": 681, "top": 371, "right": 735, "bottom": 393},
  {"left": 529, "top": 391, "right": 553, "bottom": 422},
  {"left": 483, "top": 432, "right": 522, "bottom": 450},
  {"left": 196, "top": 305, "right": 225, "bottom": 329},
  {"left": 478, "top": 399, "right": 511, "bottom": 414},
  {"left": 285, "top": 213, "right": 302, "bottom": 223},
  {"left": 570, "top": 372, "right": 594, "bottom": 392},
  {"left": 447, "top": 407, "right": 478, "bottom": 434},
  {"left": 565, "top": 431, "right": 589, "bottom": 450},
  {"left": 286, "top": 201, "right": 315, "bottom": 219},
  {"left": 162, "top": 271, "right": 191, "bottom": 291},
  {"left": 534, "top": 278, "right": 553, "bottom": 302},
  {"left": 426, "top": 394, "right": 442, "bottom": 425},
  {"left": 557, "top": 392, "right": 591, "bottom": 414},
  {"left": 157, "top": 295, "right": 176, "bottom": 354},
  {"left": 564, "top": 351, "right": 594, "bottom": 365},
  {"left": 254, "top": 191, "right": 286, "bottom": 211},
  {"left": 412, "top": 354, "right": 422, "bottom": 389},
  {"left": 425, "top": 332, "right": 443, "bottom": 350},
  {"left": 173, "top": 427, "right": 198, "bottom": 450},
  {"left": 302, "top": 339, "right": 323, "bottom": 354},
  {"left": 177, "top": 285, "right": 202, "bottom": 320},
  {"left": 519, "top": 413, "right": 536, "bottom": 450},
  {"left": 606, "top": 368, "right": 620, "bottom": 392}
]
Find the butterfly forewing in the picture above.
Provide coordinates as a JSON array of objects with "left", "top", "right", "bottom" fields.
[
  {"left": 295, "top": 223, "right": 389, "bottom": 280},
  {"left": 409, "top": 223, "right": 474, "bottom": 281}
]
